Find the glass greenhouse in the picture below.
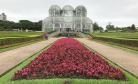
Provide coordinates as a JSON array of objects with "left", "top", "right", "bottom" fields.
[{"left": 42, "top": 5, "right": 93, "bottom": 32}]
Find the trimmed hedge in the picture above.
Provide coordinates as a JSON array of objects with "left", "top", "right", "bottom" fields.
[
  {"left": 82, "top": 32, "right": 89, "bottom": 35},
  {"left": 0, "top": 36, "right": 43, "bottom": 47},
  {"left": 90, "top": 35, "right": 138, "bottom": 47},
  {"left": 47, "top": 30, "right": 56, "bottom": 34}
]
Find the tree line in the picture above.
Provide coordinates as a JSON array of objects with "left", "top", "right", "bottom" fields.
[
  {"left": 0, "top": 20, "right": 137, "bottom": 32},
  {"left": 93, "top": 22, "right": 137, "bottom": 32},
  {"left": 0, "top": 20, "right": 42, "bottom": 31}
]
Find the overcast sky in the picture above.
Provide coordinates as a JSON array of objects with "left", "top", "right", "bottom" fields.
[{"left": 0, "top": 0, "right": 138, "bottom": 28}]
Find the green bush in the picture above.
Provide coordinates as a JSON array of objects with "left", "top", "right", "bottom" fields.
[
  {"left": 47, "top": 30, "right": 56, "bottom": 34},
  {"left": 91, "top": 35, "right": 138, "bottom": 47}
]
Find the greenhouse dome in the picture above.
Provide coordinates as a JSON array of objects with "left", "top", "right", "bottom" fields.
[
  {"left": 75, "top": 5, "right": 87, "bottom": 17},
  {"left": 62, "top": 5, "right": 74, "bottom": 16},
  {"left": 49, "top": 5, "right": 61, "bottom": 16},
  {"left": 42, "top": 5, "right": 93, "bottom": 32}
]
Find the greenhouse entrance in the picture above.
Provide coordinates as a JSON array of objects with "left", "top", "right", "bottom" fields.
[
  {"left": 58, "top": 28, "right": 77, "bottom": 37},
  {"left": 66, "top": 28, "right": 71, "bottom": 33}
]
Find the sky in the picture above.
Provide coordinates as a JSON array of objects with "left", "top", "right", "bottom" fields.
[{"left": 0, "top": 0, "right": 138, "bottom": 28}]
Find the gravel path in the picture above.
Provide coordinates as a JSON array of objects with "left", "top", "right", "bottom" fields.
[
  {"left": 0, "top": 38, "right": 59, "bottom": 76},
  {"left": 77, "top": 38, "right": 138, "bottom": 77}
]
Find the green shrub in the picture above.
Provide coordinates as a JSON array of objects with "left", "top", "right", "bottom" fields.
[{"left": 47, "top": 30, "right": 56, "bottom": 34}]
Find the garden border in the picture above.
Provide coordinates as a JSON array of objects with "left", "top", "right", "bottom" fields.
[{"left": 0, "top": 38, "right": 137, "bottom": 84}]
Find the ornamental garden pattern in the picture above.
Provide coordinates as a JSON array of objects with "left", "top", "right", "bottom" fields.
[{"left": 13, "top": 38, "right": 125, "bottom": 80}]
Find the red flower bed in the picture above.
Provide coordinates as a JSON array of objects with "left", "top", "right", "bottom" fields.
[{"left": 13, "top": 38, "right": 125, "bottom": 80}]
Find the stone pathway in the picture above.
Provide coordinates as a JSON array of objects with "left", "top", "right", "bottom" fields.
[
  {"left": 78, "top": 32, "right": 88, "bottom": 38},
  {"left": 49, "top": 31, "right": 60, "bottom": 37},
  {"left": 0, "top": 38, "right": 59, "bottom": 76},
  {"left": 77, "top": 38, "right": 138, "bottom": 77}
]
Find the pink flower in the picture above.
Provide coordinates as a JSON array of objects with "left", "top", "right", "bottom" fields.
[{"left": 13, "top": 38, "right": 125, "bottom": 80}]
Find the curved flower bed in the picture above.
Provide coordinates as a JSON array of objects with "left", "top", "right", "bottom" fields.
[{"left": 13, "top": 38, "right": 125, "bottom": 80}]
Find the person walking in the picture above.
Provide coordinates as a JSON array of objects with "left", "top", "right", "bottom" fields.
[{"left": 44, "top": 33, "right": 48, "bottom": 40}]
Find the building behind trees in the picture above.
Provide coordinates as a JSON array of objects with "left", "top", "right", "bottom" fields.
[{"left": 0, "top": 13, "right": 7, "bottom": 21}]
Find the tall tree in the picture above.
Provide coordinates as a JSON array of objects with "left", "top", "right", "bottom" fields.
[
  {"left": 0, "top": 20, "right": 16, "bottom": 30},
  {"left": 131, "top": 24, "right": 136, "bottom": 31},
  {"left": 106, "top": 22, "right": 115, "bottom": 31},
  {"left": 19, "top": 20, "right": 33, "bottom": 30},
  {"left": 33, "top": 20, "right": 42, "bottom": 31},
  {"left": 93, "top": 22, "right": 100, "bottom": 31}
]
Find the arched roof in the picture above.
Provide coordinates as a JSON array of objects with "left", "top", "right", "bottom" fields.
[
  {"left": 49, "top": 5, "right": 61, "bottom": 11},
  {"left": 62, "top": 5, "right": 74, "bottom": 11},
  {"left": 75, "top": 5, "right": 87, "bottom": 17},
  {"left": 75, "top": 5, "right": 87, "bottom": 12},
  {"left": 49, "top": 5, "right": 61, "bottom": 16}
]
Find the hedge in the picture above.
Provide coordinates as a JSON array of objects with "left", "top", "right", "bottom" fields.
[
  {"left": 47, "top": 30, "right": 56, "bottom": 34},
  {"left": 0, "top": 36, "right": 43, "bottom": 47},
  {"left": 91, "top": 35, "right": 138, "bottom": 47}
]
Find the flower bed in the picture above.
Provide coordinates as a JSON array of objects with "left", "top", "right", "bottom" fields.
[{"left": 13, "top": 38, "right": 125, "bottom": 80}]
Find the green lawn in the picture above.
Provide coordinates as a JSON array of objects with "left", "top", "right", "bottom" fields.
[
  {"left": 0, "top": 31, "right": 44, "bottom": 50},
  {"left": 91, "top": 32, "right": 138, "bottom": 51},
  {"left": 0, "top": 39, "right": 44, "bottom": 53},
  {"left": 92, "top": 32, "right": 138, "bottom": 40},
  {"left": 0, "top": 31, "right": 44, "bottom": 39},
  {"left": 0, "top": 43, "right": 137, "bottom": 84}
]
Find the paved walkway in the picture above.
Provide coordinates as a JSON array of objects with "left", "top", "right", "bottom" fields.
[
  {"left": 78, "top": 32, "right": 88, "bottom": 38},
  {"left": 77, "top": 38, "right": 138, "bottom": 77},
  {"left": 49, "top": 31, "right": 60, "bottom": 37},
  {"left": 0, "top": 38, "right": 59, "bottom": 76}
]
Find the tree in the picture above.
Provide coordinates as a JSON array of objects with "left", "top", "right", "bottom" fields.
[
  {"left": 32, "top": 20, "right": 42, "bottom": 31},
  {"left": 0, "top": 20, "right": 16, "bottom": 30},
  {"left": 131, "top": 24, "right": 136, "bottom": 31},
  {"left": 18, "top": 20, "right": 42, "bottom": 31},
  {"left": 99, "top": 27, "right": 104, "bottom": 32},
  {"left": 93, "top": 22, "right": 99, "bottom": 31},
  {"left": 93, "top": 22, "right": 104, "bottom": 32},
  {"left": 19, "top": 20, "right": 34, "bottom": 30},
  {"left": 93, "top": 22, "right": 103, "bottom": 31},
  {"left": 0, "top": 20, "right": 42, "bottom": 31},
  {"left": 106, "top": 22, "right": 115, "bottom": 31},
  {"left": 115, "top": 27, "right": 122, "bottom": 32}
]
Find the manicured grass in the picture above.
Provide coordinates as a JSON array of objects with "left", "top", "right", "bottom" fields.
[
  {"left": 90, "top": 32, "right": 138, "bottom": 51},
  {"left": 4, "top": 79, "right": 130, "bottom": 84},
  {"left": 0, "top": 31, "right": 44, "bottom": 38},
  {"left": 93, "top": 40, "right": 138, "bottom": 54},
  {"left": 0, "top": 31, "right": 44, "bottom": 49},
  {"left": 0, "top": 41, "right": 137, "bottom": 84},
  {"left": 0, "top": 39, "right": 44, "bottom": 53},
  {"left": 92, "top": 32, "right": 138, "bottom": 40}
]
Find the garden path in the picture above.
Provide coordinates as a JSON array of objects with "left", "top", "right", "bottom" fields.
[
  {"left": 0, "top": 38, "right": 59, "bottom": 76},
  {"left": 77, "top": 38, "right": 138, "bottom": 78}
]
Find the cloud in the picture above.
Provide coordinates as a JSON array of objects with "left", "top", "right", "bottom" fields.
[{"left": 0, "top": 0, "right": 138, "bottom": 28}]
